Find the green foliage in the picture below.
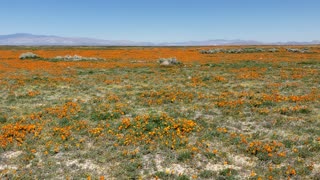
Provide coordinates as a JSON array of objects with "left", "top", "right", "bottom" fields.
[
  {"left": 177, "top": 150, "right": 193, "bottom": 162},
  {"left": 199, "top": 170, "right": 216, "bottom": 178},
  {"left": 219, "top": 168, "right": 238, "bottom": 179}
]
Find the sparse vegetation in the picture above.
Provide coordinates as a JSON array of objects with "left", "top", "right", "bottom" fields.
[
  {"left": 200, "top": 47, "right": 279, "bottom": 54},
  {"left": 286, "top": 48, "right": 311, "bottom": 53},
  {"left": 158, "top": 57, "right": 182, "bottom": 65},
  {"left": 19, "top": 52, "right": 40, "bottom": 59},
  {"left": 0, "top": 46, "right": 319, "bottom": 179},
  {"left": 52, "top": 55, "right": 102, "bottom": 61},
  {"left": 19, "top": 53, "right": 103, "bottom": 61}
]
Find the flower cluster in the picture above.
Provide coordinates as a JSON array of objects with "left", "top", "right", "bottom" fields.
[
  {"left": 114, "top": 113, "right": 198, "bottom": 149},
  {"left": 45, "top": 102, "right": 80, "bottom": 119},
  {"left": 0, "top": 122, "right": 42, "bottom": 148}
]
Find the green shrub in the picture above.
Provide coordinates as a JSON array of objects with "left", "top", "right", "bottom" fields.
[{"left": 199, "top": 170, "right": 216, "bottom": 178}]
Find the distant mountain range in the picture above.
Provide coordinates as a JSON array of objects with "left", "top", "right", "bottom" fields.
[{"left": 0, "top": 33, "right": 319, "bottom": 46}]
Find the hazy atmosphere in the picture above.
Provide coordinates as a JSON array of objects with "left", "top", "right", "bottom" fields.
[{"left": 1, "top": 0, "right": 319, "bottom": 42}]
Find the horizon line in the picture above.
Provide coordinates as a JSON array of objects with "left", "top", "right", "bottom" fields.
[{"left": 0, "top": 33, "right": 319, "bottom": 46}]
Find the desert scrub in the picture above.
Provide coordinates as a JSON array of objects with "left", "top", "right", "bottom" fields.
[
  {"left": 200, "top": 47, "right": 278, "bottom": 54},
  {"left": 200, "top": 48, "right": 224, "bottom": 54},
  {"left": 158, "top": 57, "right": 182, "bottom": 66},
  {"left": 19, "top": 52, "right": 40, "bottom": 59},
  {"left": 268, "top": 48, "right": 279, "bottom": 52},
  {"left": 286, "top": 48, "right": 311, "bottom": 53},
  {"left": 51, "top": 55, "right": 103, "bottom": 61}
]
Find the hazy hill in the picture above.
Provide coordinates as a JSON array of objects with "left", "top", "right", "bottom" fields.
[{"left": 0, "top": 33, "right": 319, "bottom": 46}]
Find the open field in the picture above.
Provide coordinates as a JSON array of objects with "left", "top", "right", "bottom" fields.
[{"left": 0, "top": 46, "right": 319, "bottom": 179}]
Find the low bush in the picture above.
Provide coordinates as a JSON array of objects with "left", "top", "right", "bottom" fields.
[
  {"left": 19, "top": 52, "right": 40, "bottom": 59},
  {"left": 52, "top": 55, "right": 101, "bottom": 61},
  {"left": 286, "top": 48, "right": 311, "bottom": 53},
  {"left": 200, "top": 48, "right": 279, "bottom": 54},
  {"left": 158, "top": 57, "right": 182, "bottom": 66}
]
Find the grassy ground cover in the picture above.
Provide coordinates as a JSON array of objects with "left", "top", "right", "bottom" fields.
[{"left": 0, "top": 46, "right": 319, "bottom": 179}]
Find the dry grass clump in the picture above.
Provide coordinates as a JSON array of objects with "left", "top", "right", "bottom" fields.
[
  {"left": 286, "top": 48, "right": 311, "bottom": 53},
  {"left": 19, "top": 53, "right": 103, "bottom": 61},
  {"left": 52, "top": 55, "right": 103, "bottom": 61},
  {"left": 200, "top": 47, "right": 278, "bottom": 54},
  {"left": 19, "top": 52, "right": 40, "bottom": 59},
  {"left": 158, "top": 57, "right": 182, "bottom": 65}
]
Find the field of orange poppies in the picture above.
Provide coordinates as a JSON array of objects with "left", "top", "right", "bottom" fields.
[{"left": 0, "top": 46, "right": 319, "bottom": 179}]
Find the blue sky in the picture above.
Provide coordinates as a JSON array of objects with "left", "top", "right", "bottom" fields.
[{"left": 0, "top": 0, "right": 319, "bottom": 42}]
